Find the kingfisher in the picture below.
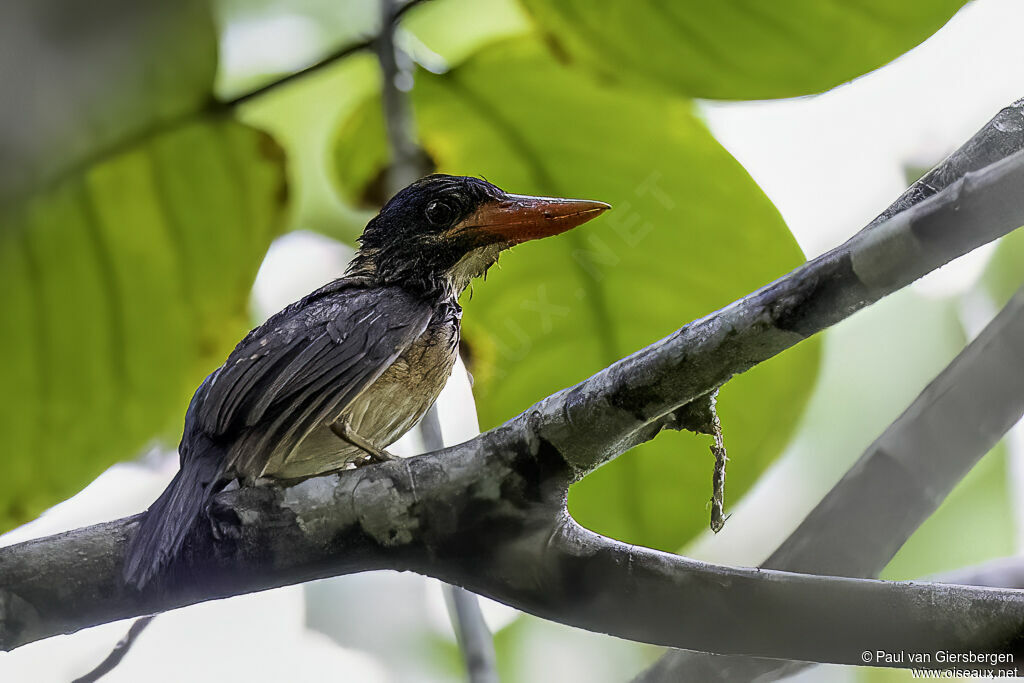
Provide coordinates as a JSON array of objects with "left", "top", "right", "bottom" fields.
[{"left": 123, "top": 174, "right": 609, "bottom": 588}]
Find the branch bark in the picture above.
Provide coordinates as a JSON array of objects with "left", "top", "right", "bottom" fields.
[
  {"left": 2, "top": 103, "right": 1024, "bottom": 671},
  {"left": 635, "top": 98, "right": 1024, "bottom": 682},
  {"left": 636, "top": 285, "right": 1024, "bottom": 683}
]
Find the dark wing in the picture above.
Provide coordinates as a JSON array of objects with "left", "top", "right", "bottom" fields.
[{"left": 186, "top": 281, "right": 432, "bottom": 468}]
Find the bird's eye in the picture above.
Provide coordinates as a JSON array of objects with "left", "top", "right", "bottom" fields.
[{"left": 425, "top": 200, "right": 454, "bottom": 226}]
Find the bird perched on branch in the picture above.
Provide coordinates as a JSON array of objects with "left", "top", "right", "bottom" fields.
[{"left": 123, "top": 174, "right": 609, "bottom": 589}]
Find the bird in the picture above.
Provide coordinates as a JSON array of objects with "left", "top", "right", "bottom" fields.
[{"left": 122, "top": 174, "right": 610, "bottom": 589}]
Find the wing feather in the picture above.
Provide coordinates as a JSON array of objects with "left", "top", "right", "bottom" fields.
[{"left": 191, "top": 282, "right": 432, "bottom": 452}]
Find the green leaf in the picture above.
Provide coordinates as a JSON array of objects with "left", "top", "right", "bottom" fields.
[
  {"left": 517, "top": 0, "right": 967, "bottom": 100},
  {"left": 0, "top": 0, "right": 216, "bottom": 203},
  {"left": 0, "top": 119, "right": 286, "bottom": 530},
  {"left": 401, "top": 0, "right": 531, "bottom": 66},
  {"left": 239, "top": 54, "right": 383, "bottom": 244},
  {"left": 332, "top": 38, "right": 820, "bottom": 551}
]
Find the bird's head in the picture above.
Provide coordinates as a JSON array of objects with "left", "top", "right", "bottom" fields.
[{"left": 348, "top": 174, "right": 610, "bottom": 298}]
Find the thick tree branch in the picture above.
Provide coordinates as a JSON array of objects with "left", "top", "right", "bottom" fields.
[
  {"left": 3, "top": 103, "right": 1024, "bottom": 670},
  {"left": 3, "top": 460, "right": 1024, "bottom": 669},
  {"left": 637, "top": 285, "right": 1024, "bottom": 683},
  {"left": 634, "top": 98, "right": 1024, "bottom": 682}
]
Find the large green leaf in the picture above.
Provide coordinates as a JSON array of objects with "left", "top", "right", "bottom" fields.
[
  {"left": 0, "top": 119, "right": 286, "bottom": 530},
  {"left": 0, "top": 0, "right": 216, "bottom": 203},
  {"left": 518, "top": 0, "right": 967, "bottom": 100},
  {"left": 239, "top": 55, "right": 382, "bottom": 243},
  {"left": 332, "top": 39, "right": 820, "bottom": 551}
]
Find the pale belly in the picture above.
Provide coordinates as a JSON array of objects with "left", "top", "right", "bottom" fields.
[{"left": 258, "top": 315, "right": 459, "bottom": 480}]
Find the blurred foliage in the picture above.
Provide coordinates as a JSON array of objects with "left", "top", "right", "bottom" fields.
[
  {"left": 0, "top": 0, "right": 286, "bottom": 530},
  {"left": 518, "top": 0, "right": 969, "bottom": 100},
  {"left": 0, "top": 120, "right": 285, "bottom": 530},
  {"left": 883, "top": 442, "right": 1013, "bottom": 580},
  {"left": 238, "top": 55, "right": 382, "bottom": 243},
  {"left": 984, "top": 228, "right": 1024, "bottom": 306},
  {"left": 332, "top": 37, "right": 820, "bottom": 551},
  {"left": 0, "top": 0, "right": 216, "bottom": 203}
]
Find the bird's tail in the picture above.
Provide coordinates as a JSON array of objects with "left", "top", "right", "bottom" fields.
[{"left": 123, "top": 441, "right": 224, "bottom": 590}]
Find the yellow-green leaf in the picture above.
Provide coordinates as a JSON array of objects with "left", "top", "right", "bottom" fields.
[
  {"left": 0, "top": 119, "right": 286, "bottom": 530},
  {"left": 0, "top": 0, "right": 216, "bottom": 203},
  {"left": 518, "top": 0, "right": 967, "bottom": 100}
]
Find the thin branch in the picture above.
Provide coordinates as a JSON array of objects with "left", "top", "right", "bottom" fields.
[
  {"left": 3, "top": 103, "right": 1024, "bottom": 669},
  {"left": 221, "top": 0, "right": 433, "bottom": 109},
  {"left": 71, "top": 616, "right": 155, "bottom": 683},
  {"left": 377, "top": 0, "right": 430, "bottom": 190},
  {"left": 636, "top": 285, "right": 1024, "bottom": 683},
  {"left": 222, "top": 41, "right": 373, "bottom": 109},
  {"left": 933, "top": 555, "right": 1024, "bottom": 590},
  {"left": 374, "top": 0, "right": 494, "bottom": 678},
  {"left": 444, "top": 536, "right": 500, "bottom": 683},
  {"left": 421, "top": 402, "right": 499, "bottom": 683}
]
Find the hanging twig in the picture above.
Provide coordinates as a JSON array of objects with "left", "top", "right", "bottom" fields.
[{"left": 71, "top": 615, "right": 155, "bottom": 683}]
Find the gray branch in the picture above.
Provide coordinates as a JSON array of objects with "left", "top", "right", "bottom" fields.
[
  {"left": 377, "top": 0, "right": 429, "bottom": 192},
  {"left": 635, "top": 98, "right": 1024, "bottom": 682},
  {"left": 933, "top": 556, "right": 1024, "bottom": 590},
  {"left": 445, "top": 571, "right": 499, "bottom": 683},
  {"left": 2, "top": 102, "right": 1024, "bottom": 671},
  {"left": 636, "top": 286, "right": 1024, "bottom": 683},
  {"left": 422, "top": 402, "right": 499, "bottom": 683}
]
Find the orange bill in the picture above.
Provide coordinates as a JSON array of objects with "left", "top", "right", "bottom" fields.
[{"left": 456, "top": 194, "right": 611, "bottom": 245}]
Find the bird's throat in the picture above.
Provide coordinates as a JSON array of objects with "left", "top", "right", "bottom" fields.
[{"left": 445, "top": 243, "right": 503, "bottom": 294}]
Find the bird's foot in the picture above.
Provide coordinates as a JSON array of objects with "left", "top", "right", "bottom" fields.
[
  {"left": 331, "top": 418, "right": 396, "bottom": 466},
  {"left": 353, "top": 449, "right": 397, "bottom": 468}
]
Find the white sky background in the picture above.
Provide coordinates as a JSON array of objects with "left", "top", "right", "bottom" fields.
[{"left": 3, "top": 0, "right": 1024, "bottom": 680}]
